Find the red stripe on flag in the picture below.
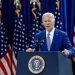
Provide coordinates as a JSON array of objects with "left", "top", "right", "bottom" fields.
[
  {"left": 73, "top": 43, "right": 75, "bottom": 48},
  {"left": 0, "top": 45, "right": 17, "bottom": 75},
  {"left": 4, "top": 54, "right": 11, "bottom": 71},
  {"left": 12, "top": 56, "right": 17, "bottom": 71},
  {"left": 11, "top": 66, "right": 15, "bottom": 75},
  {"left": 0, "top": 45, "right": 12, "bottom": 75},
  {"left": 0, "top": 61, "right": 8, "bottom": 75},
  {"left": 74, "top": 32, "right": 75, "bottom": 36},
  {"left": 73, "top": 26, "right": 75, "bottom": 62},
  {"left": 7, "top": 46, "right": 12, "bottom": 58},
  {"left": 11, "top": 52, "right": 17, "bottom": 75},
  {"left": 73, "top": 26, "right": 75, "bottom": 48},
  {"left": 7, "top": 45, "right": 17, "bottom": 75}
]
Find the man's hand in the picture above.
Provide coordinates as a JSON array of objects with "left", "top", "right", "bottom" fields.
[
  {"left": 62, "top": 49, "right": 70, "bottom": 56},
  {"left": 26, "top": 48, "right": 35, "bottom": 52}
]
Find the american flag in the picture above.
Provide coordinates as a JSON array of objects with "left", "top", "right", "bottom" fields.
[
  {"left": 73, "top": 26, "right": 75, "bottom": 48},
  {"left": 13, "top": 0, "right": 28, "bottom": 56},
  {"left": 0, "top": 0, "right": 16, "bottom": 74},
  {"left": 12, "top": 14, "right": 28, "bottom": 56},
  {"left": 12, "top": 1, "right": 28, "bottom": 74},
  {"left": 29, "top": 0, "right": 44, "bottom": 47},
  {"left": 73, "top": 26, "right": 75, "bottom": 62},
  {"left": 54, "top": 0, "right": 63, "bottom": 30},
  {"left": 0, "top": 25, "right": 11, "bottom": 75}
]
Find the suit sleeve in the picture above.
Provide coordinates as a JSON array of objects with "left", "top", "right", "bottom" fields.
[
  {"left": 63, "top": 33, "right": 75, "bottom": 57},
  {"left": 63, "top": 33, "right": 72, "bottom": 49},
  {"left": 31, "top": 34, "right": 39, "bottom": 51}
]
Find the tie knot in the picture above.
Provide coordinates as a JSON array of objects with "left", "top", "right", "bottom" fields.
[{"left": 47, "top": 32, "right": 50, "bottom": 37}]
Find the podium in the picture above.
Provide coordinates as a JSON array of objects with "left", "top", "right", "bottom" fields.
[{"left": 16, "top": 51, "right": 73, "bottom": 75}]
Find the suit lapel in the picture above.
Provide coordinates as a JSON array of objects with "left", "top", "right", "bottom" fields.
[
  {"left": 50, "top": 29, "right": 59, "bottom": 51},
  {"left": 41, "top": 31, "right": 48, "bottom": 51},
  {"left": 40, "top": 29, "right": 59, "bottom": 51}
]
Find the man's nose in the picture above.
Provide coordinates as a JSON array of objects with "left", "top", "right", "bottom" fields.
[{"left": 46, "top": 21, "right": 50, "bottom": 24}]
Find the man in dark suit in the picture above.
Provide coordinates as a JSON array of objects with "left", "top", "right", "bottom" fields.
[{"left": 26, "top": 12, "right": 75, "bottom": 57}]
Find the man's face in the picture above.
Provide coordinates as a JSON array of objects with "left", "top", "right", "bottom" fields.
[{"left": 42, "top": 14, "right": 55, "bottom": 32}]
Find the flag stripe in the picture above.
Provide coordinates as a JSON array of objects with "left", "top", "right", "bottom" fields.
[
  {"left": 11, "top": 52, "right": 17, "bottom": 75},
  {"left": 11, "top": 68, "right": 15, "bottom": 75},
  {"left": 73, "top": 33, "right": 75, "bottom": 48},
  {"left": 8, "top": 45, "right": 17, "bottom": 75},
  {"left": 0, "top": 45, "right": 17, "bottom": 75},
  {"left": 12, "top": 52, "right": 17, "bottom": 65},
  {"left": 12, "top": 61, "right": 16, "bottom": 72},
  {"left": 11, "top": 60, "right": 15, "bottom": 75},
  {"left": 7, "top": 46, "right": 12, "bottom": 58},
  {"left": 72, "top": 26, "right": 75, "bottom": 62},
  {"left": 1, "top": 57, "right": 11, "bottom": 75},
  {"left": 12, "top": 64, "right": 16, "bottom": 75},
  {"left": 0, "top": 61, "right": 8, "bottom": 75},
  {"left": 74, "top": 32, "right": 75, "bottom": 36},
  {"left": 0, "top": 68, "right": 5, "bottom": 75},
  {"left": 12, "top": 53, "right": 17, "bottom": 72},
  {"left": 4, "top": 54, "right": 11, "bottom": 70},
  {"left": 7, "top": 45, "right": 17, "bottom": 75}
]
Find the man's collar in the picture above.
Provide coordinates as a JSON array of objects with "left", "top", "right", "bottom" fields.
[{"left": 46, "top": 28, "right": 55, "bottom": 35}]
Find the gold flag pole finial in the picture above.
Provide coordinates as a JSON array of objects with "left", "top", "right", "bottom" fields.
[
  {"left": 0, "top": 0, "right": 3, "bottom": 25},
  {"left": 56, "top": 0, "right": 60, "bottom": 11},
  {"left": 73, "top": 56, "right": 75, "bottom": 62},
  {"left": 30, "top": 0, "right": 40, "bottom": 19},
  {"left": 32, "top": 8, "right": 37, "bottom": 19},
  {"left": 30, "top": 0, "right": 37, "bottom": 19},
  {"left": 14, "top": 0, "right": 21, "bottom": 18},
  {"left": 37, "top": 0, "right": 41, "bottom": 11}
]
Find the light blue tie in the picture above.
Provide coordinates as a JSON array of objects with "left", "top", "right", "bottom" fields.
[{"left": 46, "top": 33, "right": 51, "bottom": 51}]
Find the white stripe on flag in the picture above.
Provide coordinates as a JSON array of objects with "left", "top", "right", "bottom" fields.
[
  {"left": 11, "top": 52, "right": 17, "bottom": 75},
  {"left": 0, "top": 67, "right": 5, "bottom": 75},
  {"left": 1, "top": 54, "right": 11, "bottom": 75},
  {"left": 73, "top": 26, "right": 75, "bottom": 48}
]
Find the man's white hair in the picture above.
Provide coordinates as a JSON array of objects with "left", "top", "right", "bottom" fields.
[{"left": 42, "top": 12, "right": 55, "bottom": 22}]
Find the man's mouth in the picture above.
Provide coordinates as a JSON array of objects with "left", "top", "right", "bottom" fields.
[{"left": 46, "top": 26, "right": 50, "bottom": 28}]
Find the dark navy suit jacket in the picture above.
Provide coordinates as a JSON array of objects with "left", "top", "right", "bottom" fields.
[{"left": 32, "top": 28, "right": 75, "bottom": 57}]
